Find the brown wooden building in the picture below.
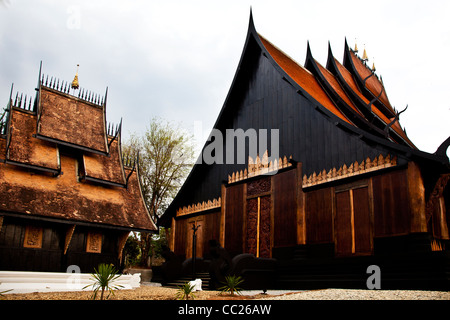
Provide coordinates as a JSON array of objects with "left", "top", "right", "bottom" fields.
[
  {"left": 0, "top": 65, "right": 157, "bottom": 273},
  {"left": 159, "top": 14, "right": 450, "bottom": 289}
]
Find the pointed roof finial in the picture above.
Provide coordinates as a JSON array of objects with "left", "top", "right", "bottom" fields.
[
  {"left": 371, "top": 61, "right": 376, "bottom": 72},
  {"left": 71, "top": 64, "right": 79, "bottom": 90},
  {"left": 362, "top": 46, "right": 368, "bottom": 62},
  {"left": 354, "top": 38, "right": 358, "bottom": 53}
]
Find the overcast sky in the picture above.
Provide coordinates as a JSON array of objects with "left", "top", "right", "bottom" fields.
[{"left": 1, "top": 0, "right": 449, "bottom": 157}]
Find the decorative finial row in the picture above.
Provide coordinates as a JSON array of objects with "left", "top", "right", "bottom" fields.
[
  {"left": 122, "top": 154, "right": 137, "bottom": 168},
  {"left": 176, "top": 197, "right": 222, "bottom": 217},
  {"left": 0, "top": 108, "right": 8, "bottom": 135},
  {"left": 228, "top": 150, "right": 293, "bottom": 184},
  {"left": 11, "top": 92, "right": 35, "bottom": 111},
  {"left": 107, "top": 122, "right": 120, "bottom": 137},
  {"left": 302, "top": 154, "right": 397, "bottom": 188},
  {"left": 40, "top": 73, "right": 104, "bottom": 106}
]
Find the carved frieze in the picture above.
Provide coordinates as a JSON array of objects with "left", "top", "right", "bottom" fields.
[
  {"left": 176, "top": 197, "right": 221, "bottom": 217},
  {"left": 302, "top": 154, "right": 397, "bottom": 188}
]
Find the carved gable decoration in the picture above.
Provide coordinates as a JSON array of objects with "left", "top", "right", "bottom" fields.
[{"left": 23, "top": 225, "right": 43, "bottom": 249}]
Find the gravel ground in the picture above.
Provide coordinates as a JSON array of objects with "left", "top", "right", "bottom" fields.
[
  {"left": 258, "top": 288, "right": 450, "bottom": 300},
  {"left": 3, "top": 286, "right": 449, "bottom": 300}
]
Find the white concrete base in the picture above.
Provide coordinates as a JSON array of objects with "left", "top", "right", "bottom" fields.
[{"left": 0, "top": 271, "right": 140, "bottom": 294}]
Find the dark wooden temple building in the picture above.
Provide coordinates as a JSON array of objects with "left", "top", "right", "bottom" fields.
[
  {"left": 159, "top": 13, "right": 450, "bottom": 289},
  {"left": 0, "top": 65, "right": 156, "bottom": 273}
]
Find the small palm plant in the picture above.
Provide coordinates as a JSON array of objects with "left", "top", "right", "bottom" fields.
[
  {"left": 83, "top": 263, "right": 124, "bottom": 300},
  {"left": 175, "top": 281, "right": 196, "bottom": 300},
  {"left": 218, "top": 275, "right": 244, "bottom": 296}
]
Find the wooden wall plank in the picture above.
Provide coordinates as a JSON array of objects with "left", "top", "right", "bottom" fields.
[
  {"left": 407, "top": 162, "right": 427, "bottom": 233},
  {"left": 306, "top": 188, "right": 334, "bottom": 243},
  {"left": 225, "top": 183, "right": 245, "bottom": 255},
  {"left": 335, "top": 191, "right": 353, "bottom": 255},
  {"left": 273, "top": 169, "right": 297, "bottom": 247},
  {"left": 353, "top": 187, "right": 372, "bottom": 254},
  {"left": 373, "top": 169, "right": 410, "bottom": 236}
]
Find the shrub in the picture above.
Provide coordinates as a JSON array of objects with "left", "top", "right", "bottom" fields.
[
  {"left": 84, "top": 263, "right": 124, "bottom": 300},
  {"left": 175, "top": 282, "right": 197, "bottom": 300},
  {"left": 218, "top": 275, "right": 244, "bottom": 296}
]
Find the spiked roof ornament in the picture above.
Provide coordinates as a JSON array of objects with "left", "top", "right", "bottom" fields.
[
  {"left": 354, "top": 41, "right": 358, "bottom": 53},
  {"left": 71, "top": 64, "right": 79, "bottom": 89},
  {"left": 372, "top": 61, "right": 376, "bottom": 72},
  {"left": 362, "top": 47, "right": 368, "bottom": 61}
]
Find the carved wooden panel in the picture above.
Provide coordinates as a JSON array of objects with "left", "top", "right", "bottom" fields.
[
  {"left": 186, "top": 218, "right": 203, "bottom": 259},
  {"left": 245, "top": 196, "right": 271, "bottom": 258},
  {"left": 246, "top": 198, "right": 258, "bottom": 255},
  {"left": 259, "top": 196, "right": 271, "bottom": 258},
  {"left": 86, "top": 232, "right": 102, "bottom": 253},
  {"left": 247, "top": 177, "right": 271, "bottom": 197},
  {"left": 23, "top": 225, "right": 43, "bottom": 249}
]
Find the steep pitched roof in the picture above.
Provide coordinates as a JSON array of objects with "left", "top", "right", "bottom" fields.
[
  {"left": 0, "top": 69, "right": 156, "bottom": 232},
  {"left": 258, "top": 35, "right": 352, "bottom": 125},
  {"left": 159, "top": 12, "right": 449, "bottom": 227},
  {"left": 37, "top": 86, "right": 109, "bottom": 155},
  {"left": 343, "top": 40, "right": 395, "bottom": 118}
]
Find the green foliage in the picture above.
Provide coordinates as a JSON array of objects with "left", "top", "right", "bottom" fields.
[
  {"left": 122, "top": 117, "right": 195, "bottom": 220},
  {"left": 175, "top": 281, "right": 197, "bottom": 300},
  {"left": 84, "top": 263, "right": 124, "bottom": 300},
  {"left": 122, "top": 117, "right": 194, "bottom": 267},
  {"left": 218, "top": 275, "right": 244, "bottom": 296},
  {"left": 123, "top": 235, "right": 141, "bottom": 268}
]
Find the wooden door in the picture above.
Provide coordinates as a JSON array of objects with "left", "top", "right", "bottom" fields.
[
  {"left": 186, "top": 217, "right": 203, "bottom": 259},
  {"left": 335, "top": 185, "right": 372, "bottom": 256},
  {"left": 245, "top": 195, "right": 271, "bottom": 258}
]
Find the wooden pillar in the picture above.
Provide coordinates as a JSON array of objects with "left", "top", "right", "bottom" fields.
[
  {"left": 169, "top": 217, "right": 176, "bottom": 252},
  {"left": 296, "top": 163, "right": 306, "bottom": 245},
  {"left": 220, "top": 184, "right": 226, "bottom": 248},
  {"left": 407, "top": 161, "right": 427, "bottom": 233}
]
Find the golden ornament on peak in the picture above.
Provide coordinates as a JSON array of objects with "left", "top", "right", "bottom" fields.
[
  {"left": 362, "top": 48, "right": 368, "bottom": 61},
  {"left": 71, "top": 64, "right": 79, "bottom": 89}
]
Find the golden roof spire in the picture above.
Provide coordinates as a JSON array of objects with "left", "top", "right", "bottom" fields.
[
  {"left": 362, "top": 46, "right": 368, "bottom": 61},
  {"left": 354, "top": 41, "right": 358, "bottom": 53},
  {"left": 372, "top": 61, "right": 376, "bottom": 72},
  {"left": 71, "top": 64, "right": 79, "bottom": 89}
]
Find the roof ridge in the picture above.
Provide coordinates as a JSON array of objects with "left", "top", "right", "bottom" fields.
[{"left": 257, "top": 33, "right": 314, "bottom": 77}]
